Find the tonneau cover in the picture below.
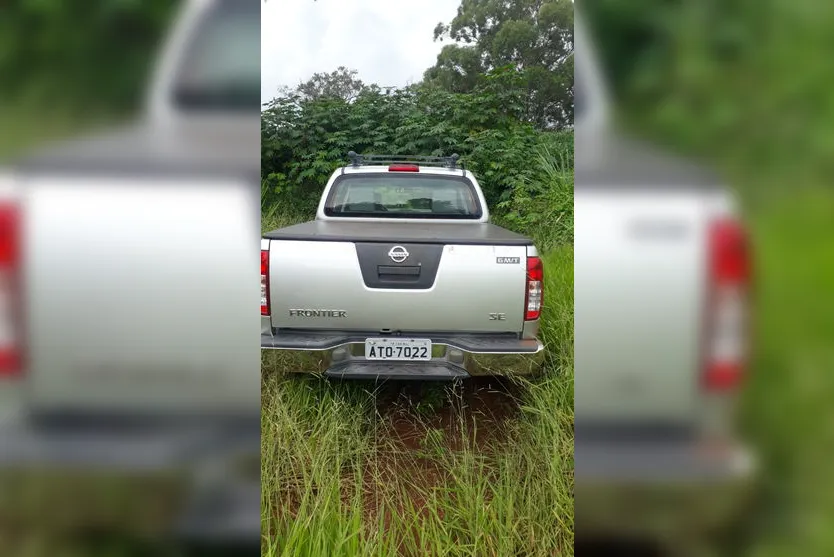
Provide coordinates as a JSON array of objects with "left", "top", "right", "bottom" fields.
[
  {"left": 576, "top": 135, "right": 723, "bottom": 189},
  {"left": 15, "top": 122, "right": 260, "bottom": 180},
  {"left": 263, "top": 220, "right": 533, "bottom": 246}
]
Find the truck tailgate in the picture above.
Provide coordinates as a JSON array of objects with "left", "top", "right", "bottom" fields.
[
  {"left": 265, "top": 222, "right": 533, "bottom": 334},
  {"left": 575, "top": 189, "right": 714, "bottom": 423},
  {"left": 22, "top": 174, "right": 260, "bottom": 414}
]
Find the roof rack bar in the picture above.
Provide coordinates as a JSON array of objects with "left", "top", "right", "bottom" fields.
[
  {"left": 345, "top": 152, "right": 465, "bottom": 171},
  {"left": 347, "top": 151, "right": 363, "bottom": 167}
]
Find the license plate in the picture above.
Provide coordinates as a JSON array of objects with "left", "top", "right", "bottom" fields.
[{"left": 364, "top": 338, "right": 432, "bottom": 361}]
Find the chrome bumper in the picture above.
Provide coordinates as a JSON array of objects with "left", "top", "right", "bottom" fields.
[
  {"left": 575, "top": 437, "right": 757, "bottom": 542},
  {"left": 0, "top": 413, "right": 260, "bottom": 543},
  {"left": 261, "top": 329, "right": 546, "bottom": 379}
]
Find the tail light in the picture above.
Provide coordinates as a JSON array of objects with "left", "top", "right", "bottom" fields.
[
  {"left": 261, "top": 249, "right": 270, "bottom": 316},
  {"left": 525, "top": 256, "right": 543, "bottom": 320},
  {"left": 703, "top": 218, "right": 751, "bottom": 392},
  {"left": 388, "top": 164, "right": 419, "bottom": 172},
  {"left": 0, "top": 202, "right": 21, "bottom": 378}
]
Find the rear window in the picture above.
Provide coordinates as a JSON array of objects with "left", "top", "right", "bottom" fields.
[
  {"left": 324, "top": 174, "right": 482, "bottom": 219},
  {"left": 172, "top": 0, "right": 260, "bottom": 112}
]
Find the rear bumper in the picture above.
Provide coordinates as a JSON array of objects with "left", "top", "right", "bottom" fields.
[
  {"left": 261, "top": 329, "right": 545, "bottom": 379},
  {"left": 575, "top": 436, "right": 757, "bottom": 541},
  {"left": 0, "top": 413, "right": 259, "bottom": 544}
]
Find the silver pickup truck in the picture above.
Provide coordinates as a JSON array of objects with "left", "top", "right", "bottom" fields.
[
  {"left": 261, "top": 154, "right": 545, "bottom": 380},
  {"left": 0, "top": 0, "right": 260, "bottom": 546},
  {"left": 574, "top": 13, "right": 758, "bottom": 551}
]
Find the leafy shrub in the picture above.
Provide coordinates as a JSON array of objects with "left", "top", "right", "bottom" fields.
[
  {"left": 0, "top": 2, "right": 177, "bottom": 112},
  {"left": 261, "top": 72, "right": 575, "bottom": 246},
  {"left": 492, "top": 136, "right": 574, "bottom": 250}
]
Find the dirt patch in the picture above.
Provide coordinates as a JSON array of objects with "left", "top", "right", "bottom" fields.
[
  {"left": 374, "top": 377, "right": 523, "bottom": 453},
  {"left": 348, "top": 377, "right": 522, "bottom": 550},
  {"left": 360, "top": 453, "right": 446, "bottom": 521}
]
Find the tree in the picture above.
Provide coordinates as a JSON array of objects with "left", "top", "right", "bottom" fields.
[
  {"left": 282, "top": 66, "right": 367, "bottom": 103},
  {"left": 425, "top": 0, "right": 574, "bottom": 129}
]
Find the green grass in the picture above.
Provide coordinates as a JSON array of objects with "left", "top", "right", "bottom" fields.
[
  {"left": 723, "top": 186, "right": 834, "bottom": 557},
  {"left": 0, "top": 102, "right": 116, "bottom": 163},
  {"left": 262, "top": 183, "right": 834, "bottom": 557},
  {"left": 491, "top": 142, "right": 574, "bottom": 252},
  {"left": 260, "top": 211, "right": 574, "bottom": 556}
]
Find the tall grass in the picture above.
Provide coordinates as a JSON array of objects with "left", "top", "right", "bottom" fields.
[
  {"left": 261, "top": 247, "right": 574, "bottom": 556},
  {"left": 725, "top": 187, "right": 834, "bottom": 557},
  {"left": 492, "top": 143, "right": 574, "bottom": 251}
]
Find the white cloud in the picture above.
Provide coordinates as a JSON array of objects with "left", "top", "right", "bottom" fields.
[{"left": 261, "top": 0, "right": 460, "bottom": 101}]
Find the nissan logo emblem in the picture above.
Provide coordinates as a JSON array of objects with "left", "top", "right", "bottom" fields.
[{"left": 388, "top": 245, "right": 409, "bottom": 263}]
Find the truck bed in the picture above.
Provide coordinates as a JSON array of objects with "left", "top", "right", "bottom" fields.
[{"left": 263, "top": 220, "right": 533, "bottom": 246}]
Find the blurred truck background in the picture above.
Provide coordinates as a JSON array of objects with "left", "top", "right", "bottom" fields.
[
  {"left": 0, "top": 1, "right": 261, "bottom": 555},
  {"left": 578, "top": 0, "right": 834, "bottom": 555}
]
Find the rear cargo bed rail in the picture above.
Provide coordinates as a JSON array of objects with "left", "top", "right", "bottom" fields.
[{"left": 263, "top": 220, "right": 533, "bottom": 246}]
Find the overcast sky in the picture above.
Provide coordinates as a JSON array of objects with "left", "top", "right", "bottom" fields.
[{"left": 261, "top": 0, "right": 460, "bottom": 101}]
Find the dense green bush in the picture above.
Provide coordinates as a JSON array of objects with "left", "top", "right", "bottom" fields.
[
  {"left": 492, "top": 135, "right": 574, "bottom": 251},
  {"left": 0, "top": 1, "right": 179, "bottom": 112},
  {"left": 261, "top": 73, "right": 573, "bottom": 245},
  {"left": 581, "top": 0, "right": 834, "bottom": 187}
]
